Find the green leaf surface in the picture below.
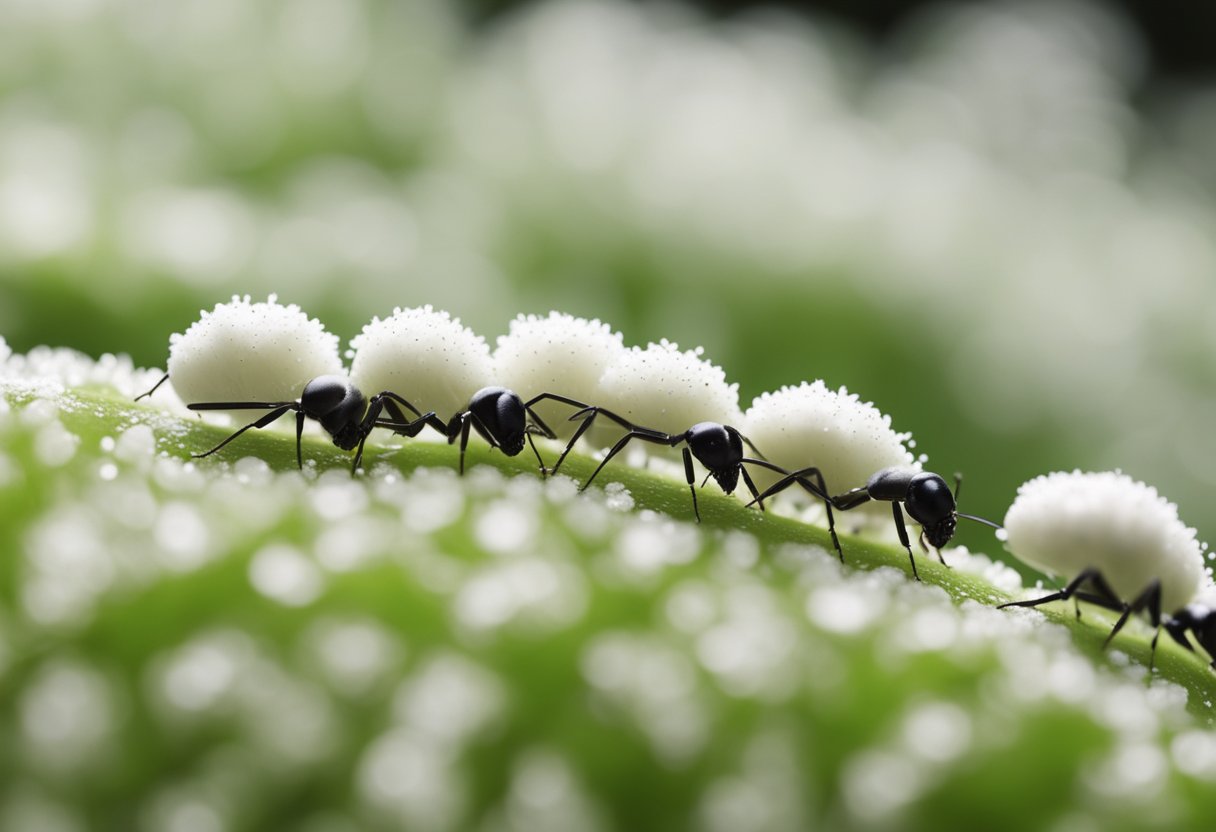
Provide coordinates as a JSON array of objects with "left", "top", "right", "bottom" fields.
[{"left": 2, "top": 380, "right": 1216, "bottom": 832}]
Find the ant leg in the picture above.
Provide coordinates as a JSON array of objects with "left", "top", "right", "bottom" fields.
[
  {"left": 581, "top": 432, "right": 640, "bottom": 492},
  {"left": 736, "top": 431, "right": 768, "bottom": 462},
  {"left": 1104, "top": 581, "right": 1162, "bottom": 670},
  {"left": 568, "top": 406, "right": 674, "bottom": 448},
  {"left": 1065, "top": 580, "right": 1129, "bottom": 621},
  {"left": 1163, "top": 617, "right": 1196, "bottom": 654},
  {"left": 1071, "top": 591, "right": 1127, "bottom": 615},
  {"left": 890, "top": 503, "right": 920, "bottom": 581},
  {"left": 295, "top": 409, "right": 305, "bottom": 469},
  {"left": 134, "top": 373, "right": 169, "bottom": 402},
  {"left": 832, "top": 487, "right": 873, "bottom": 511},
  {"left": 1147, "top": 601, "right": 1163, "bottom": 676},
  {"left": 580, "top": 429, "right": 679, "bottom": 492},
  {"left": 552, "top": 406, "right": 670, "bottom": 477},
  {"left": 551, "top": 406, "right": 674, "bottom": 484},
  {"left": 549, "top": 412, "right": 597, "bottom": 477},
  {"left": 744, "top": 466, "right": 828, "bottom": 506},
  {"left": 522, "top": 392, "right": 593, "bottom": 439},
  {"left": 799, "top": 467, "right": 843, "bottom": 563},
  {"left": 524, "top": 409, "right": 557, "bottom": 440},
  {"left": 524, "top": 392, "right": 593, "bottom": 411},
  {"left": 351, "top": 396, "right": 388, "bottom": 475},
  {"left": 738, "top": 463, "right": 765, "bottom": 513},
  {"left": 456, "top": 416, "right": 473, "bottom": 474},
  {"left": 352, "top": 434, "right": 368, "bottom": 475},
  {"left": 188, "top": 400, "right": 297, "bottom": 412},
  {"left": 372, "top": 414, "right": 444, "bottom": 438},
  {"left": 997, "top": 567, "right": 1124, "bottom": 611},
  {"left": 363, "top": 410, "right": 446, "bottom": 473},
  {"left": 376, "top": 391, "right": 424, "bottom": 419},
  {"left": 682, "top": 446, "right": 700, "bottom": 522},
  {"left": 415, "top": 409, "right": 447, "bottom": 438},
  {"left": 444, "top": 413, "right": 480, "bottom": 475},
  {"left": 468, "top": 412, "right": 499, "bottom": 450},
  {"left": 444, "top": 410, "right": 501, "bottom": 473},
  {"left": 193, "top": 405, "right": 296, "bottom": 460},
  {"left": 525, "top": 431, "right": 547, "bottom": 476},
  {"left": 1077, "top": 571, "right": 1127, "bottom": 610},
  {"left": 375, "top": 404, "right": 447, "bottom": 438},
  {"left": 565, "top": 405, "right": 662, "bottom": 435},
  {"left": 370, "top": 394, "right": 447, "bottom": 446},
  {"left": 377, "top": 397, "right": 446, "bottom": 437},
  {"left": 745, "top": 464, "right": 843, "bottom": 562}
]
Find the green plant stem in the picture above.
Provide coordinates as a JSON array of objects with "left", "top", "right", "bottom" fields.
[{"left": 7, "top": 382, "right": 1216, "bottom": 710}]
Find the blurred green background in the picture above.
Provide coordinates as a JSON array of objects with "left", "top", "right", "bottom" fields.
[
  {"left": 8, "top": 3, "right": 1216, "bottom": 830},
  {"left": 3, "top": 0, "right": 1216, "bottom": 566}
]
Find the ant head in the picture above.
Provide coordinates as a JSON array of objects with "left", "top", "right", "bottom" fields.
[
  {"left": 467, "top": 386, "right": 527, "bottom": 456},
  {"left": 687, "top": 422, "right": 743, "bottom": 474},
  {"left": 710, "top": 465, "right": 741, "bottom": 495},
  {"left": 905, "top": 470, "right": 1001, "bottom": 548},
  {"left": 904, "top": 472, "right": 957, "bottom": 530},
  {"left": 302, "top": 375, "right": 367, "bottom": 450},
  {"left": 921, "top": 515, "right": 958, "bottom": 550}
]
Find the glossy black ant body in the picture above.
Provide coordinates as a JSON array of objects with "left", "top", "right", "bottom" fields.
[
  {"left": 1166, "top": 603, "right": 1216, "bottom": 670},
  {"left": 407, "top": 387, "right": 592, "bottom": 475},
  {"left": 137, "top": 373, "right": 441, "bottom": 473},
  {"left": 548, "top": 406, "right": 786, "bottom": 522},
  {"left": 748, "top": 465, "right": 1001, "bottom": 580}
]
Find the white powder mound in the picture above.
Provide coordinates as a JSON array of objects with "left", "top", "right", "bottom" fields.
[
  {"left": 349, "top": 305, "right": 494, "bottom": 421},
  {"left": 596, "top": 340, "right": 742, "bottom": 441},
  {"left": 493, "top": 312, "right": 626, "bottom": 439},
  {"left": 743, "top": 381, "right": 917, "bottom": 519},
  {"left": 4, "top": 345, "right": 180, "bottom": 412},
  {"left": 166, "top": 295, "right": 343, "bottom": 422},
  {"left": 1004, "top": 471, "right": 1205, "bottom": 612}
]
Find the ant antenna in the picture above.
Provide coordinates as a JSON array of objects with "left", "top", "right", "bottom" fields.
[
  {"left": 957, "top": 512, "right": 1003, "bottom": 531},
  {"left": 134, "top": 373, "right": 170, "bottom": 402},
  {"left": 952, "top": 472, "right": 1003, "bottom": 532}
]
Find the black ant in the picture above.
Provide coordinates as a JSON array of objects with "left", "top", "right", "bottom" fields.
[
  {"left": 385, "top": 387, "right": 593, "bottom": 475},
  {"left": 748, "top": 465, "right": 1002, "bottom": 580},
  {"left": 137, "top": 373, "right": 441, "bottom": 473},
  {"left": 548, "top": 405, "right": 787, "bottom": 522},
  {"left": 999, "top": 569, "right": 1216, "bottom": 673}
]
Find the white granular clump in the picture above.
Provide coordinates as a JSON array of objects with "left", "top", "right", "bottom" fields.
[
  {"left": 166, "top": 295, "right": 343, "bottom": 420},
  {"left": 4, "top": 346, "right": 161, "bottom": 403},
  {"left": 596, "top": 340, "right": 741, "bottom": 438},
  {"left": 349, "top": 305, "right": 493, "bottom": 421},
  {"left": 493, "top": 312, "right": 626, "bottom": 439},
  {"left": 743, "top": 381, "right": 916, "bottom": 513},
  {"left": 1003, "top": 471, "right": 1205, "bottom": 612},
  {"left": 248, "top": 543, "right": 324, "bottom": 607}
]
